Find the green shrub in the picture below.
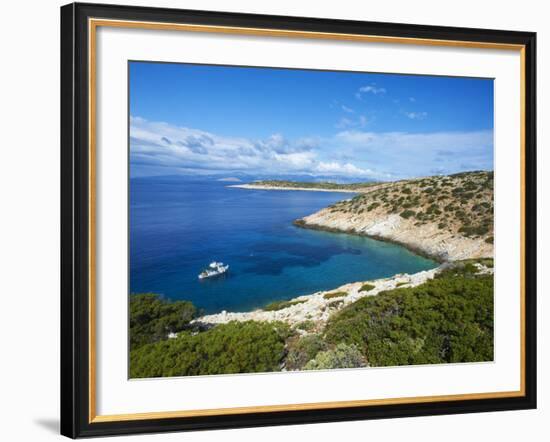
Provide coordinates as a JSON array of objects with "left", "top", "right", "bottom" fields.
[
  {"left": 130, "top": 294, "right": 197, "bottom": 351},
  {"left": 303, "top": 343, "right": 367, "bottom": 370},
  {"left": 285, "top": 334, "right": 328, "bottom": 370},
  {"left": 295, "top": 320, "right": 316, "bottom": 332},
  {"left": 400, "top": 209, "right": 415, "bottom": 219},
  {"left": 359, "top": 283, "right": 376, "bottom": 292},
  {"left": 480, "top": 258, "right": 494, "bottom": 268},
  {"left": 324, "top": 273, "right": 493, "bottom": 367},
  {"left": 458, "top": 225, "right": 490, "bottom": 237},
  {"left": 434, "top": 262, "right": 479, "bottom": 279},
  {"left": 263, "top": 299, "right": 307, "bottom": 311},
  {"left": 130, "top": 321, "right": 289, "bottom": 378},
  {"left": 323, "top": 291, "right": 348, "bottom": 300}
]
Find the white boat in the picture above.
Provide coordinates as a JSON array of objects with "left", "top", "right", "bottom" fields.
[{"left": 198, "top": 261, "right": 229, "bottom": 279}]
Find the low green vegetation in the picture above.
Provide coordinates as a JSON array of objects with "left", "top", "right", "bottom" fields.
[
  {"left": 324, "top": 267, "right": 493, "bottom": 366},
  {"left": 477, "top": 258, "right": 494, "bottom": 268},
  {"left": 263, "top": 299, "right": 307, "bottom": 311},
  {"left": 295, "top": 320, "right": 316, "bottom": 332},
  {"left": 285, "top": 334, "right": 328, "bottom": 370},
  {"left": 359, "top": 283, "right": 376, "bottom": 292},
  {"left": 130, "top": 321, "right": 290, "bottom": 378},
  {"left": 304, "top": 343, "right": 367, "bottom": 370},
  {"left": 323, "top": 291, "right": 348, "bottom": 300},
  {"left": 367, "top": 202, "right": 380, "bottom": 211},
  {"left": 130, "top": 293, "right": 197, "bottom": 351}
]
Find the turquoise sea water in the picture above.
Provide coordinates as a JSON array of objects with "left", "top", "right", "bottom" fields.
[{"left": 130, "top": 178, "right": 437, "bottom": 314}]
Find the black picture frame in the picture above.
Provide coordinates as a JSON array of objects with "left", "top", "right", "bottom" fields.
[{"left": 61, "top": 2, "right": 537, "bottom": 438}]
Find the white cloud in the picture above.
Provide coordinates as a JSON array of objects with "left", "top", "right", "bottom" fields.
[
  {"left": 356, "top": 84, "right": 386, "bottom": 99},
  {"left": 335, "top": 129, "right": 492, "bottom": 150},
  {"left": 335, "top": 115, "right": 369, "bottom": 129},
  {"left": 341, "top": 105, "right": 355, "bottom": 113},
  {"left": 335, "top": 117, "right": 354, "bottom": 129},
  {"left": 404, "top": 111, "right": 428, "bottom": 120},
  {"left": 333, "top": 129, "right": 493, "bottom": 178},
  {"left": 130, "top": 117, "right": 493, "bottom": 181},
  {"left": 130, "top": 117, "right": 379, "bottom": 179},
  {"left": 315, "top": 161, "right": 377, "bottom": 178}
]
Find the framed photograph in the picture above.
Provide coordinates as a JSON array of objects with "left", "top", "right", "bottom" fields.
[{"left": 60, "top": 2, "right": 537, "bottom": 438}]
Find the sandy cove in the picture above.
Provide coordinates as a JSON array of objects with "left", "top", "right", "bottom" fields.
[{"left": 194, "top": 267, "right": 441, "bottom": 328}]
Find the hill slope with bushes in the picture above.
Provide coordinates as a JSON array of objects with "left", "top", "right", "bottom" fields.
[{"left": 296, "top": 171, "right": 494, "bottom": 261}]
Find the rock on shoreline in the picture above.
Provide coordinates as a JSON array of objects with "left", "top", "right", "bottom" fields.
[{"left": 193, "top": 267, "right": 441, "bottom": 328}]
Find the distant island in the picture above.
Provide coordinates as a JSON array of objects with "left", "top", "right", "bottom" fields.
[
  {"left": 229, "top": 179, "right": 383, "bottom": 193},
  {"left": 216, "top": 177, "right": 242, "bottom": 182}
]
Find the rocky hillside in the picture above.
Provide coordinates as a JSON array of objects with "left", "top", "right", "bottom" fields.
[{"left": 296, "top": 171, "right": 494, "bottom": 261}]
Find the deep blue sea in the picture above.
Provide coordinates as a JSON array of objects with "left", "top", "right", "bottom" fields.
[{"left": 130, "top": 178, "right": 436, "bottom": 314}]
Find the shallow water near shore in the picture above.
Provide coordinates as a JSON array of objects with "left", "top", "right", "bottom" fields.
[{"left": 130, "top": 177, "right": 437, "bottom": 314}]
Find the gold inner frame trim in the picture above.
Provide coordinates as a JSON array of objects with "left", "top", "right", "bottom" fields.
[{"left": 88, "top": 17, "right": 527, "bottom": 424}]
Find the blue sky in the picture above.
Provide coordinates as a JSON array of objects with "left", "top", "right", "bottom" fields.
[{"left": 129, "top": 61, "right": 494, "bottom": 181}]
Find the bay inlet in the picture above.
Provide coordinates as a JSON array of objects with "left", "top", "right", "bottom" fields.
[{"left": 130, "top": 177, "right": 437, "bottom": 314}]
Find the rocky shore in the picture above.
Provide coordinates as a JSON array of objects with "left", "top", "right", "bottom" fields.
[
  {"left": 297, "top": 210, "right": 492, "bottom": 262},
  {"left": 194, "top": 267, "right": 441, "bottom": 328},
  {"left": 295, "top": 171, "right": 494, "bottom": 262}
]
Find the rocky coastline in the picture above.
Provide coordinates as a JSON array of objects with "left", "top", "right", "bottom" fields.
[
  {"left": 194, "top": 267, "right": 441, "bottom": 328},
  {"left": 296, "top": 210, "right": 492, "bottom": 262}
]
